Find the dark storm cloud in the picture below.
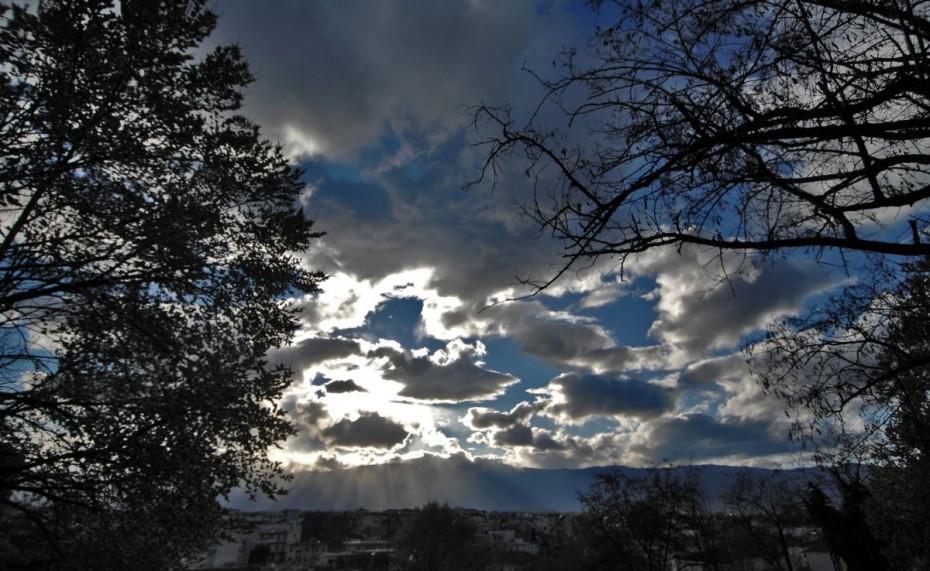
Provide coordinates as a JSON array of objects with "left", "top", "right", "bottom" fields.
[
  {"left": 464, "top": 401, "right": 544, "bottom": 429},
  {"left": 633, "top": 413, "right": 789, "bottom": 461},
  {"left": 313, "top": 455, "right": 348, "bottom": 471},
  {"left": 531, "top": 431, "right": 565, "bottom": 451},
  {"left": 492, "top": 423, "right": 533, "bottom": 446},
  {"left": 268, "top": 337, "right": 363, "bottom": 370},
  {"left": 508, "top": 432, "right": 628, "bottom": 469},
  {"left": 544, "top": 373, "right": 676, "bottom": 420},
  {"left": 281, "top": 399, "right": 332, "bottom": 453},
  {"left": 370, "top": 346, "right": 518, "bottom": 402},
  {"left": 213, "top": 1, "right": 575, "bottom": 160},
  {"left": 286, "top": 432, "right": 328, "bottom": 455},
  {"left": 322, "top": 412, "right": 410, "bottom": 449},
  {"left": 492, "top": 424, "right": 565, "bottom": 451},
  {"left": 518, "top": 319, "right": 667, "bottom": 372},
  {"left": 303, "top": 178, "right": 565, "bottom": 313},
  {"left": 323, "top": 379, "right": 367, "bottom": 394},
  {"left": 293, "top": 400, "right": 329, "bottom": 428},
  {"left": 209, "top": 0, "right": 585, "bottom": 319}
]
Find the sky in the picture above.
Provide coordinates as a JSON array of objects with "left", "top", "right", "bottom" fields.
[{"left": 209, "top": 0, "right": 844, "bottom": 473}]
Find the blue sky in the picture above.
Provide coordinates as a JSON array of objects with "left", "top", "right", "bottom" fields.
[{"left": 211, "top": 1, "right": 844, "bottom": 472}]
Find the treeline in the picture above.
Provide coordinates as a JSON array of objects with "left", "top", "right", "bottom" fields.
[
  {"left": 284, "top": 464, "right": 914, "bottom": 571},
  {"left": 574, "top": 464, "right": 892, "bottom": 571}
]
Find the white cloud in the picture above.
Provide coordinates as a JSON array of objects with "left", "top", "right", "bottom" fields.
[
  {"left": 209, "top": 2, "right": 862, "bottom": 473},
  {"left": 627, "top": 247, "right": 839, "bottom": 361}
]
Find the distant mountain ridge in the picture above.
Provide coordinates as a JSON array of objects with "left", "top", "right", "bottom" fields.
[{"left": 230, "top": 455, "right": 816, "bottom": 512}]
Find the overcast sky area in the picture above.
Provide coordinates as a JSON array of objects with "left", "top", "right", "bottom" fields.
[{"left": 210, "top": 0, "right": 843, "bottom": 473}]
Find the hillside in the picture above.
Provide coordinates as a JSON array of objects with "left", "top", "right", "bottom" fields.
[{"left": 229, "top": 455, "right": 817, "bottom": 512}]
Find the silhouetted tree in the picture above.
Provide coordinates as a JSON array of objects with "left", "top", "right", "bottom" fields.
[
  {"left": 756, "top": 257, "right": 930, "bottom": 566},
  {"left": 301, "top": 511, "right": 354, "bottom": 550},
  {"left": 0, "top": 0, "right": 324, "bottom": 568},
  {"left": 472, "top": 4, "right": 930, "bottom": 562},
  {"left": 473, "top": 0, "right": 930, "bottom": 293},
  {"left": 805, "top": 469, "right": 888, "bottom": 571},
  {"left": 394, "top": 503, "right": 485, "bottom": 571},
  {"left": 756, "top": 256, "right": 930, "bottom": 446},
  {"left": 805, "top": 484, "right": 845, "bottom": 571},
  {"left": 868, "top": 462, "right": 930, "bottom": 569},
  {"left": 725, "top": 469, "right": 808, "bottom": 571},
  {"left": 577, "top": 465, "right": 724, "bottom": 571},
  {"left": 861, "top": 258, "right": 930, "bottom": 569}
]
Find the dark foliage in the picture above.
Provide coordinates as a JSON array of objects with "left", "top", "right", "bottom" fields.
[
  {"left": 756, "top": 257, "right": 930, "bottom": 567},
  {"left": 0, "top": 0, "right": 324, "bottom": 568},
  {"left": 805, "top": 470, "right": 889, "bottom": 571}
]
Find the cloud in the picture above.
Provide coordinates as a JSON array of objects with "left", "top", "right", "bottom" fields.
[
  {"left": 630, "top": 413, "right": 791, "bottom": 463},
  {"left": 212, "top": 1, "right": 575, "bottom": 161},
  {"left": 498, "top": 410, "right": 792, "bottom": 468},
  {"left": 322, "top": 411, "right": 410, "bottom": 449},
  {"left": 504, "top": 430, "right": 637, "bottom": 469},
  {"left": 463, "top": 401, "right": 544, "bottom": 429},
  {"left": 529, "top": 430, "right": 565, "bottom": 451},
  {"left": 370, "top": 342, "right": 518, "bottom": 402},
  {"left": 300, "top": 200, "right": 561, "bottom": 331},
  {"left": 670, "top": 351, "right": 788, "bottom": 425},
  {"left": 517, "top": 319, "right": 667, "bottom": 372},
  {"left": 296, "top": 272, "right": 427, "bottom": 333},
  {"left": 313, "top": 455, "right": 349, "bottom": 471},
  {"left": 679, "top": 354, "right": 751, "bottom": 389},
  {"left": 292, "top": 399, "right": 330, "bottom": 428},
  {"left": 279, "top": 399, "right": 332, "bottom": 453},
  {"left": 269, "top": 336, "right": 363, "bottom": 370},
  {"left": 492, "top": 424, "right": 564, "bottom": 451},
  {"left": 540, "top": 373, "right": 676, "bottom": 421},
  {"left": 207, "top": 1, "right": 587, "bottom": 327},
  {"left": 630, "top": 248, "right": 838, "bottom": 358},
  {"left": 323, "top": 379, "right": 367, "bottom": 394},
  {"left": 207, "top": 3, "right": 841, "bottom": 474}
]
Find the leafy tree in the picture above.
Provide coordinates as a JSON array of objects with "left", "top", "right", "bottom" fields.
[
  {"left": 577, "top": 465, "right": 724, "bottom": 571},
  {"left": 394, "top": 502, "right": 485, "bottom": 571},
  {"left": 523, "top": 514, "right": 581, "bottom": 571},
  {"left": 472, "top": 0, "right": 930, "bottom": 293},
  {"left": 0, "top": 0, "right": 323, "bottom": 568}
]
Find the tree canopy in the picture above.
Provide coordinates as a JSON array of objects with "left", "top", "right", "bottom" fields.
[{"left": 0, "top": 0, "right": 323, "bottom": 567}]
